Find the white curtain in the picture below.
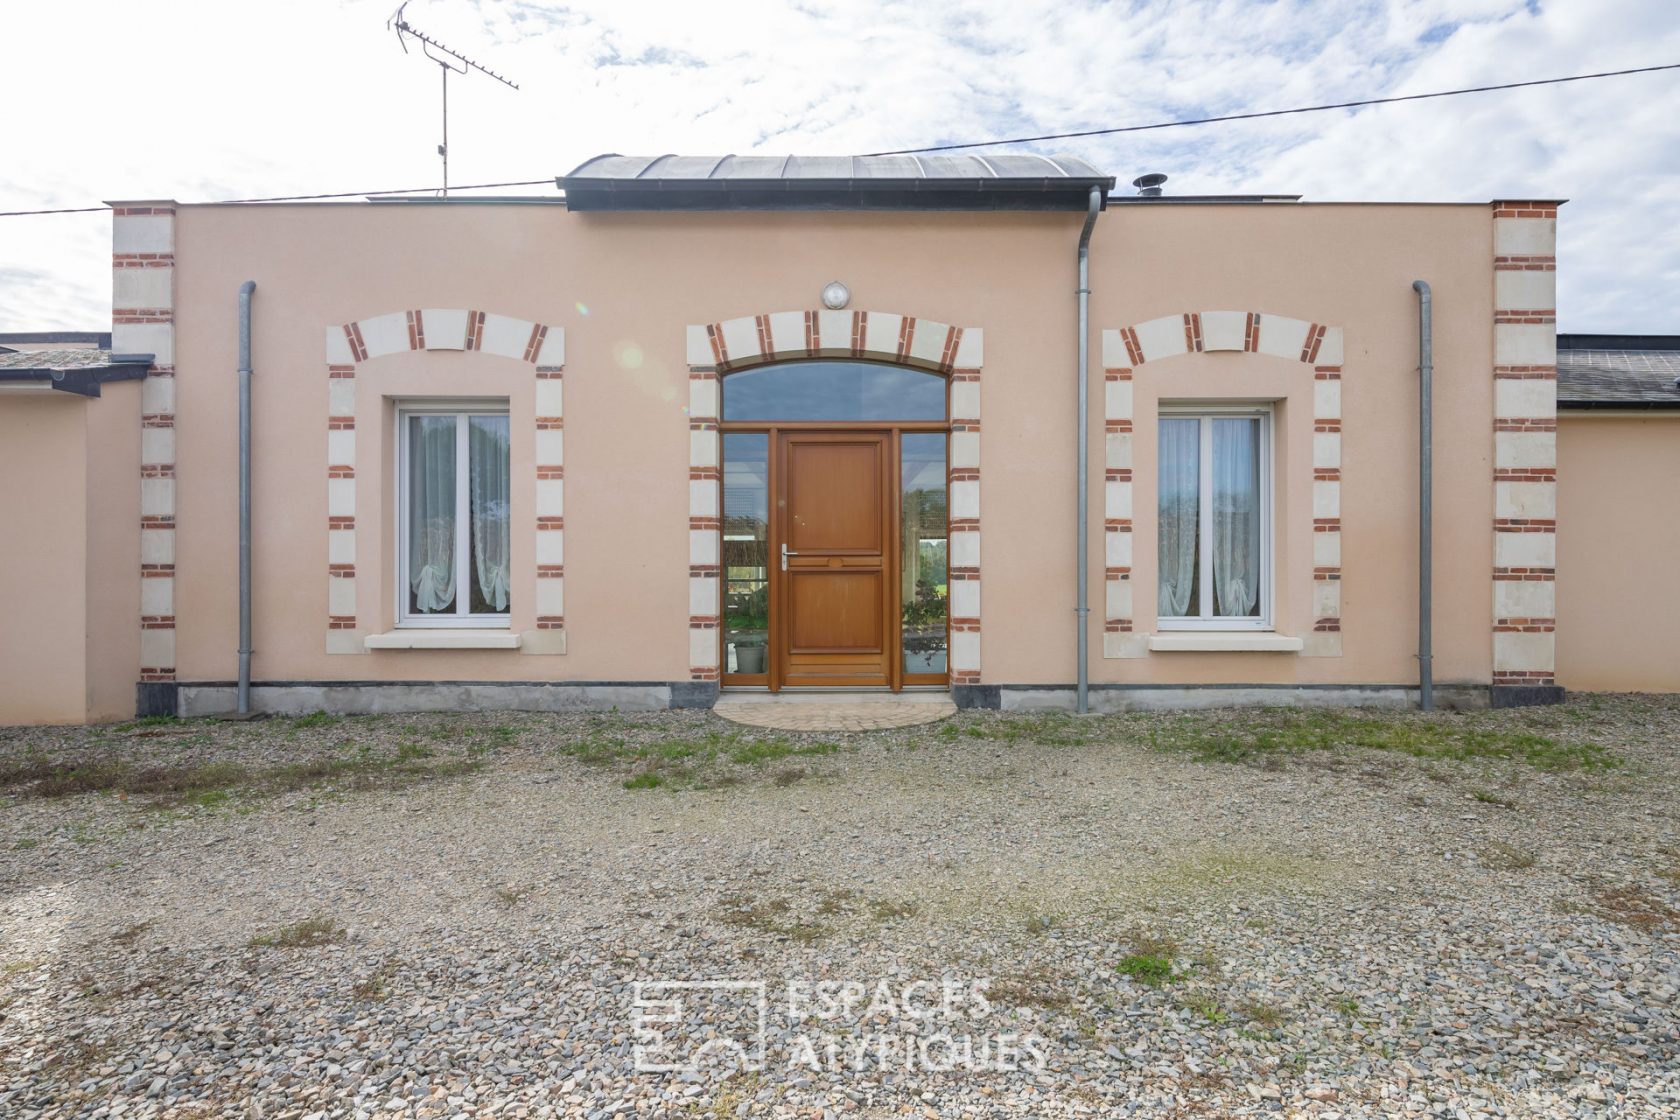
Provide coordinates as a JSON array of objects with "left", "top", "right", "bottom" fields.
[
  {"left": 470, "top": 416, "right": 512, "bottom": 613},
  {"left": 1212, "top": 418, "right": 1260, "bottom": 617},
  {"left": 408, "top": 416, "right": 457, "bottom": 613},
  {"left": 1157, "top": 418, "right": 1199, "bottom": 617}
]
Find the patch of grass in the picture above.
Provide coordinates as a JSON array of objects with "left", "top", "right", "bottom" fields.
[
  {"left": 989, "top": 969, "right": 1074, "bottom": 1011},
  {"left": 291, "top": 711, "right": 340, "bottom": 730},
  {"left": 111, "top": 920, "right": 152, "bottom": 947},
  {"left": 1179, "top": 993, "right": 1228, "bottom": 1023},
  {"left": 689, "top": 1073, "right": 763, "bottom": 1119},
  {"left": 1588, "top": 884, "right": 1679, "bottom": 932},
  {"left": 1118, "top": 953, "right": 1178, "bottom": 987},
  {"left": 1023, "top": 912, "right": 1063, "bottom": 936},
  {"left": 579, "top": 727, "right": 842, "bottom": 789},
  {"left": 1117, "top": 933, "right": 1182, "bottom": 987},
  {"left": 248, "top": 915, "right": 344, "bottom": 950},
  {"left": 1480, "top": 841, "right": 1537, "bottom": 871},
  {"left": 1471, "top": 789, "right": 1518, "bottom": 809},
  {"left": 868, "top": 898, "right": 919, "bottom": 921},
  {"left": 1146, "top": 847, "right": 1323, "bottom": 894},
  {"left": 1238, "top": 999, "right": 1286, "bottom": 1028},
  {"left": 0, "top": 745, "right": 480, "bottom": 808},
  {"left": 1149, "top": 709, "right": 1616, "bottom": 772},
  {"left": 958, "top": 712, "right": 1098, "bottom": 748},
  {"left": 728, "top": 738, "right": 838, "bottom": 765},
  {"left": 1, "top": 958, "right": 42, "bottom": 981},
  {"left": 111, "top": 715, "right": 177, "bottom": 732},
  {"left": 1334, "top": 997, "right": 1361, "bottom": 1018},
  {"left": 352, "top": 957, "right": 397, "bottom": 1001},
  {"left": 492, "top": 885, "right": 531, "bottom": 907},
  {"left": 12, "top": 837, "right": 39, "bottom": 850},
  {"left": 815, "top": 889, "right": 858, "bottom": 916},
  {"left": 716, "top": 894, "right": 827, "bottom": 943}
]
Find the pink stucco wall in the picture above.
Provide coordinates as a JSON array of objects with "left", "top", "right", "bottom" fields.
[
  {"left": 0, "top": 382, "right": 138, "bottom": 724},
  {"left": 151, "top": 199, "right": 1496, "bottom": 694},
  {"left": 1556, "top": 414, "right": 1680, "bottom": 692}
]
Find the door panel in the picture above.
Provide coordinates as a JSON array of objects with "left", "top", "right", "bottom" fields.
[
  {"left": 788, "top": 572, "right": 882, "bottom": 650},
  {"left": 776, "top": 433, "right": 892, "bottom": 688},
  {"left": 785, "top": 441, "right": 882, "bottom": 553}
]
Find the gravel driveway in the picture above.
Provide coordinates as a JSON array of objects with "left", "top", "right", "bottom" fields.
[{"left": 1, "top": 697, "right": 1677, "bottom": 1119}]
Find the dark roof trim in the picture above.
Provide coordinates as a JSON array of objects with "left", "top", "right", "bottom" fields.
[
  {"left": 1558, "top": 399, "right": 1680, "bottom": 411},
  {"left": 1559, "top": 333, "right": 1680, "bottom": 351},
  {"left": 0, "top": 354, "right": 153, "bottom": 398},
  {"left": 0, "top": 331, "right": 112, "bottom": 348},
  {"left": 560, "top": 152, "right": 1116, "bottom": 212}
]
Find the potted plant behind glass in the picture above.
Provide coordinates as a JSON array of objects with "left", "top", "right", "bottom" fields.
[
  {"left": 728, "top": 585, "right": 770, "bottom": 674},
  {"left": 901, "top": 576, "right": 948, "bottom": 674}
]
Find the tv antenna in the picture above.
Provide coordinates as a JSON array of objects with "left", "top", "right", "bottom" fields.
[{"left": 388, "top": 3, "right": 519, "bottom": 196}]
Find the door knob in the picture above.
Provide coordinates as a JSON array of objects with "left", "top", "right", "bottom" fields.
[{"left": 780, "top": 542, "right": 799, "bottom": 571}]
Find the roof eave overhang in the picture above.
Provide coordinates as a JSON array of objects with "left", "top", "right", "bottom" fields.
[{"left": 0, "top": 357, "right": 152, "bottom": 398}]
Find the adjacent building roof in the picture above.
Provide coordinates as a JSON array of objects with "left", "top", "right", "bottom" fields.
[
  {"left": 560, "top": 153, "right": 1116, "bottom": 212},
  {"left": 0, "top": 330, "right": 112, "bottom": 352},
  {"left": 1558, "top": 335, "right": 1680, "bottom": 410},
  {"left": 0, "top": 348, "right": 153, "bottom": 397}
]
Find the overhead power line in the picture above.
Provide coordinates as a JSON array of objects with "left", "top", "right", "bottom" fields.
[
  {"left": 862, "top": 62, "right": 1680, "bottom": 156},
  {"left": 4, "top": 61, "right": 1676, "bottom": 217},
  {"left": 0, "top": 179, "right": 554, "bottom": 219}
]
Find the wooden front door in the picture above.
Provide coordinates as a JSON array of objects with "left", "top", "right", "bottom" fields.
[{"left": 775, "top": 432, "right": 893, "bottom": 688}]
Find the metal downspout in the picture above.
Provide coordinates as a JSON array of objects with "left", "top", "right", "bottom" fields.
[
  {"left": 238, "top": 281, "right": 256, "bottom": 715},
  {"left": 1076, "top": 186, "right": 1102, "bottom": 714},
  {"left": 1412, "top": 281, "right": 1434, "bottom": 711}
]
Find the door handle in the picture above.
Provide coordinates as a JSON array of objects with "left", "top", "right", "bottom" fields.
[{"left": 780, "top": 542, "right": 799, "bottom": 571}]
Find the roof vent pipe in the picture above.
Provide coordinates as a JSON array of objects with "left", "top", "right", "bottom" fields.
[{"left": 1132, "top": 173, "right": 1167, "bottom": 197}]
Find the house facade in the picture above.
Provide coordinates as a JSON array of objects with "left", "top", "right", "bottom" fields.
[{"left": 2, "top": 155, "right": 1667, "bottom": 725}]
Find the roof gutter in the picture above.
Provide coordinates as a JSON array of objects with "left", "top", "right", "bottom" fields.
[
  {"left": 1075, "top": 185, "right": 1102, "bottom": 715},
  {"left": 0, "top": 356, "right": 152, "bottom": 397}
]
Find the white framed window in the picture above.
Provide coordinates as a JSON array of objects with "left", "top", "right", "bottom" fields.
[
  {"left": 1157, "top": 404, "right": 1273, "bottom": 631},
  {"left": 396, "top": 401, "right": 511, "bottom": 628}
]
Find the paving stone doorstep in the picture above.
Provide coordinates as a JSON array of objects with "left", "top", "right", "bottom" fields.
[{"left": 711, "top": 700, "right": 956, "bottom": 731}]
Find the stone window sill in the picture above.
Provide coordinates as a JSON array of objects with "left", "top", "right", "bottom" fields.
[
  {"left": 364, "top": 630, "right": 522, "bottom": 651},
  {"left": 1147, "top": 632, "right": 1304, "bottom": 653}
]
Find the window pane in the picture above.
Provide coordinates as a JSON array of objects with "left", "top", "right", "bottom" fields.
[
  {"left": 468, "top": 415, "right": 511, "bottom": 614},
  {"left": 722, "top": 433, "right": 769, "bottom": 675},
  {"left": 722, "top": 361, "right": 946, "bottom": 421},
  {"left": 1211, "top": 418, "right": 1261, "bottom": 618},
  {"left": 407, "top": 415, "right": 457, "bottom": 615},
  {"left": 901, "top": 433, "right": 948, "bottom": 676},
  {"left": 1157, "top": 418, "right": 1200, "bottom": 617}
]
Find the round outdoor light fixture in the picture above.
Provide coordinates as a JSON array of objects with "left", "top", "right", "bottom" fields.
[{"left": 821, "top": 281, "right": 850, "bottom": 310}]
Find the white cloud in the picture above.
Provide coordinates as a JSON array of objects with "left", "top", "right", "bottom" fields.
[{"left": 1, "top": 0, "right": 1675, "bottom": 331}]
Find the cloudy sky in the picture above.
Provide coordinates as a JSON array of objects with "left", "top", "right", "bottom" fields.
[{"left": 3, "top": 0, "right": 1676, "bottom": 332}]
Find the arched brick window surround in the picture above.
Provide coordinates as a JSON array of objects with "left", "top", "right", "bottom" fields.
[
  {"left": 322, "top": 310, "right": 565, "bottom": 654},
  {"left": 683, "top": 310, "right": 985, "bottom": 687},
  {"left": 1100, "top": 311, "right": 1344, "bottom": 659}
]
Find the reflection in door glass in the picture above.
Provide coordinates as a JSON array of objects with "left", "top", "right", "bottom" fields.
[
  {"left": 900, "top": 433, "right": 948, "bottom": 676},
  {"left": 722, "top": 434, "right": 769, "bottom": 675}
]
